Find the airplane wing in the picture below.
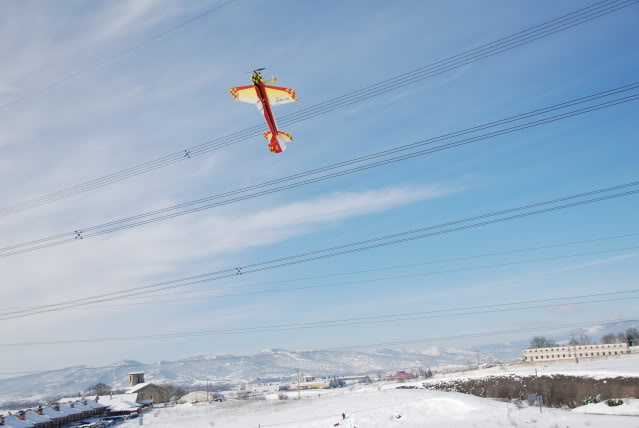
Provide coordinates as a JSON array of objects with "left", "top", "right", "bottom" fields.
[
  {"left": 229, "top": 85, "right": 259, "bottom": 104},
  {"left": 263, "top": 85, "right": 298, "bottom": 106}
]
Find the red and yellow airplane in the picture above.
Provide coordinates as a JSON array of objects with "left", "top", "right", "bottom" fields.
[{"left": 229, "top": 69, "right": 298, "bottom": 153}]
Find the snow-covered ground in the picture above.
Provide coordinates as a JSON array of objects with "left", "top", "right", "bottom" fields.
[
  {"left": 573, "top": 398, "right": 639, "bottom": 416},
  {"left": 427, "top": 353, "right": 639, "bottom": 382},
  {"left": 118, "top": 387, "right": 639, "bottom": 427}
]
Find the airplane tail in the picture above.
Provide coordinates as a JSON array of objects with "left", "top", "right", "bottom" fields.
[{"left": 263, "top": 130, "right": 293, "bottom": 154}]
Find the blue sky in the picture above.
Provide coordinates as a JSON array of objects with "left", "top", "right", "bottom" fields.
[{"left": 0, "top": 0, "right": 638, "bottom": 376}]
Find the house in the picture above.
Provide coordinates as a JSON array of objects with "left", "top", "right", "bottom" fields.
[
  {"left": 82, "top": 399, "right": 108, "bottom": 416},
  {"left": 106, "top": 401, "right": 142, "bottom": 417},
  {"left": 1, "top": 413, "right": 34, "bottom": 428},
  {"left": 57, "top": 404, "right": 82, "bottom": 423},
  {"left": 125, "top": 372, "right": 168, "bottom": 404},
  {"left": 23, "top": 409, "right": 53, "bottom": 428},
  {"left": 522, "top": 343, "right": 629, "bottom": 362},
  {"left": 40, "top": 406, "right": 70, "bottom": 426},
  {"left": 384, "top": 370, "right": 415, "bottom": 381}
]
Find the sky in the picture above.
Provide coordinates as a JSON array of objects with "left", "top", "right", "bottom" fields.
[{"left": 0, "top": 0, "right": 638, "bottom": 377}]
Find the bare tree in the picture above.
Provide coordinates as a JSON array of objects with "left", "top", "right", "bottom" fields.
[
  {"left": 568, "top": 333, "right": 579, "bottom": 346},
  {"left": 86, "top": 383, "right": 111, "bottom": 395},
  {"left": 617, "top": 332, "right": 628, "bottom": 344},
  {"left": 529, "top": 336, "right": 557, "bottom": 348},
  {"left": 601, "top": 334, "right": 617, "bottom": 344},
  {"left": 626, "top": 328, "right": 639, "bottom": 346}
]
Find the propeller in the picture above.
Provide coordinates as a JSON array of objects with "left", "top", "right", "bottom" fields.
[{"left": 244, "top": 67, "right": 266, "bottom": 74}]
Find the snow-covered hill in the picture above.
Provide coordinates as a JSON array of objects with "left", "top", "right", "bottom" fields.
[{"left": 0, "top": 346, "right": 510, "bottom": 401}]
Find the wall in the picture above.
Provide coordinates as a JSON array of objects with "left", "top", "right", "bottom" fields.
[{"left": 424, "top": 375, "right": 639, "bottom": 408}]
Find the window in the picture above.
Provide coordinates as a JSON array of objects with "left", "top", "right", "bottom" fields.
[
  {"left": 615, "top": 352, "right": 618, "bottom": 355},
  {"left": 563, "top": 354, "right": 566, "bottom": 358}
]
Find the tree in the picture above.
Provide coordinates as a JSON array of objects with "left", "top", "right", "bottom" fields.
[
  {"left": 601, "top": 334, "right": 617, "bottom": 344},
  {"left": 329, "top": 377, "right": 346, "bottom": 388},
  {"left": 617, "top": 332, "right": 628, "bottom": 344},
  {"left": 86, "top": 383, "right": 111, "bottom": 395},
  {"left": 568, "top": 333, "right": 580, "bottom": 346},
  {"left": 529, "top": 336, "right": 557, "bottom": 348},
  {"left": 626, "top": 328, "right": 639, "bottom": 346}
]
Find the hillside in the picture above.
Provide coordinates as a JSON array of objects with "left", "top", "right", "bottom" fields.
[{"left": 0, "top": 346, "right": 508, "bottom": 401}]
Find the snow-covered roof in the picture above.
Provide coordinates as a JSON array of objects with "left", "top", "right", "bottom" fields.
[
  {"left": 2, "top": 415, "right": 34, "bottom": 428},
  {"left": 41, "top": 407, "right": 69, "bottom": 419},
  {"left": 70, "top": 402, "right": 92, "bottom": 412},
  {"left": 126, "top": 382, "right": 153, "bottom": 393},
  {"left": 58, "top": 397, "right": 108, "bottom": 409},
  {"left": 58, "top": 404, "right": 82, "bottom": 415},
  {"left": 90, "top": 393, "right": 139, "bottom": 408},
  {"left": 83, "top": 399, "right": 108, "bottom": 409},
  {"left": 23, "top": 411, "right": 51, "bottom": 424},
  {"left": 108, "top": 401, "right": 141, "bottom": 412}
]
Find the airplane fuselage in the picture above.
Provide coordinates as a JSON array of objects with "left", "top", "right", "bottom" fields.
[{"left": 254, "top": 81, "right": 279, "bottom": 138}]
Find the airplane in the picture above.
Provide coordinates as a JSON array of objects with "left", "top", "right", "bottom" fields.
[{"left": 229, "top": 69, "right": 298, "bottom": 153}]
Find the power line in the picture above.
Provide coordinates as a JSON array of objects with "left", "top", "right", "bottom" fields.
[
  {"left": 7, "top": 245, "right": 636, "bottom": 315},
  {"left": 2, "top": 287, "right": 639, "bottom": 347},
  {"left": 0, "top": 231, "right": 633, "bottom": 315},
  {"left": 0, "top": 317, "right": 635, "bottom": 376},
  {"left": 0, "top": 0, "right": 236, "bottom": 113},
  {"left": 2, "top": 183, "right": 637, "bottom": 321},
  {"left": 81, "top": 232, "right": 639, "bottom": 302},
  {"left": 2, "top": 84, "right": 638, "bottom": 259},
  {"left": 1, "top": 0, "right": 634, "bottom": 217}
]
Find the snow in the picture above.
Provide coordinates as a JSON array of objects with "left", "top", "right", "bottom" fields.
[
  {"left": 117, "top": 386, "right": 639, "bottom": 427},
  {"left": 126, "top": 382, "right": 152, "bottom": 393},
  {"left": 59, "top": 403, "right": 82, "bottom": 415},
  {"left": 63, "top": 393, "right": 139, "bottom": 408},
  {"left": 108, "top": 401, "right": 141, "bottom": 412},
  {"left": 425, "top": 353, "right": 639, "bottom": 383},
  {"left": 2, "top": 415, "right": 33, "bottom": 428},
  {"left": 23, "top": 411, "right": 51, "bottom": 424},
  {"left": 573, "top": 398, "right": 639, "bottom": 416},
  {"left": 41, "top": 407, "right": 69, "bottom": 419}
]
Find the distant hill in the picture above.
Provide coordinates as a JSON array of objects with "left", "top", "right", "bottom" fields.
[
  {"left": 3, "top": 319, "right": 636, "bottom": 403},
  {"left": 0, "top": 346, "right": 510, "bottom": 402}
]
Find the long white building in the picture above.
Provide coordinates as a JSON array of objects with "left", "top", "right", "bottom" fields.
[{"left": 522, "top": 343, "right": 629, "bottom": 362}]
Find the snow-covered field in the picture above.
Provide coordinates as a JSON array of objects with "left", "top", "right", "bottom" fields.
[
  {"left": 574, "top": 398, "right": 639, "bottom": 416},
  {"left": 118, "top": 387, "right": 639, "bottom": 427},
  {"left": 428, "top": 353, "right": 639, "bottom": 382}
]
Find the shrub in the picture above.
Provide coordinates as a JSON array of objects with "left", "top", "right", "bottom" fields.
[
  {"left": 278, "top": 393, "right": 289, "bottom": 400},
  {"left": 582, "top": 395, "right": 601, "bottom": 405},
  {"left": 606, "top": 399, "right": 623, "bottom": 407}
]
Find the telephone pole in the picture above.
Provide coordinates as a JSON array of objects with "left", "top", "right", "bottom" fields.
[{"left": 476, "top": 351, "right": 480, "bottom": 368}]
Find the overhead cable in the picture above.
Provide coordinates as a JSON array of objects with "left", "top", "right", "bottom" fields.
[
  {"left": 2, "top": 83, "right": 638, "bottom": 259},
  {"left": 1, "top": 0, "right": 634, "bottom": 217},
  {"left": 2, "top": 182, "right": 637, "bottom": 321}
]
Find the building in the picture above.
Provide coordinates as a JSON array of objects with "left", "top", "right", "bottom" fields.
[
  {"left": 384, "top": 370, "right": 416, "bottom": 381},
  {"left": 23, "top": 410, "right": 53, "bottom": 428},
  {"left": 522, "top": 343, "right": 629, "bottom": 362},
  {"left": 125, "top": 372, "right": 168, "bottom": 403},
  {"left": 1, "top": 414, "right": 34, "bottom": 428}
]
